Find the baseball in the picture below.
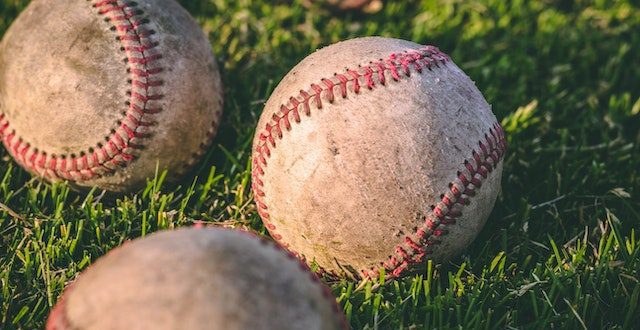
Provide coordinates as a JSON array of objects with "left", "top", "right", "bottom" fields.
[
  {"left": 251, "top": 37, "right": 506, "bottom": 280},
  {"left": 46, "top": 228, "right": 347, "bottom": 330},
  {"left": 302, "top": 0, "right": 383, "bottom": 13},
  {"left": 0, "top": 0, "right": 223, "bottom": 192}
]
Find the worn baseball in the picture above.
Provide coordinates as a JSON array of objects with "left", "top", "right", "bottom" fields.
[
  {"left": 302, "top": 0, "right": 383, "bottom": 13},
  {"left": 251, "top": 37, "right": 506, "bottom": 280},
  {"left": 46, "top": 228, "right": 347, "bottom": 330},
  {"left": 0, "top": 0, "right": 223, "bottom": 192}
]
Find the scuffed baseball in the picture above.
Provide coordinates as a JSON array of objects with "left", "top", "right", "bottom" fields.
[
  {"left": 302, "top": 0, "right": 383, "bottom": 13},
  {"left": 251, "top": 37, "right": 506, "bottom": 280},
  {"left": 46, "top": 228, "right": 346, "bottom": 330},
  {"left": 0, "top": 0, "right": 223, "bottom": 192}
]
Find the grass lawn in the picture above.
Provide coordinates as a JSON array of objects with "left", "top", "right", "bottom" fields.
[{"left": 1, "top": 0, "right": 640, "bottom": 329}]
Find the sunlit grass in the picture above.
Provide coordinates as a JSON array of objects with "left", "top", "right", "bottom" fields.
[{"left": 1, "top": 0, "right": 639, "bottom": 328}]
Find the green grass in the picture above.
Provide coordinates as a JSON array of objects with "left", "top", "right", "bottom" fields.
[{"left": 1, "top": 0, "right": 640, "bottom": 329}]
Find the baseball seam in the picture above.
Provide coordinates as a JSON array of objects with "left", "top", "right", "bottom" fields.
[
  {"left": 47, "top": 228, "right": 349, "bottom": 330},
  {"left": 251, "top": 45, "right": 506, "bottom": 279},
  {"left": 45, "top": 283, "right": 73, "bottom": 330},
  {"left": 0, "top": 0, "right": 163, "bottom": 182},
  {"left": 362, "top": 123, "right": 506, "bottom": 279},
  {"left": 242, "top": 229, "right": 350, "bottom": 330}
]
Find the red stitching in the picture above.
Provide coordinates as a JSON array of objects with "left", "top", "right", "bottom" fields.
[
  {"left": 252, "top": 46, "right": 466, "bottom": 277},
  {"left": 251, "top": 46, "right": 507, "bottom": 279},
  {"left": 240, "top": 229, "right": 350, "bottom": 330},
  {"left": 361, "top": 123, "right": 507, "bottom": 279},
  {"left": 46, "top": 228, "right": 349, "bottom": 330},
  {"left": 45, "top": 284, "right": 74, "bottom": 330},
  {"left": 0, "top": 1, "right": 164, "bottom": 182}
]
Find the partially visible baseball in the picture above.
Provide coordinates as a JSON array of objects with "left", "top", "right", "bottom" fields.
[
  {"left": 46, "top": 228, "right": 347, "bottom": 330},
  {"left": 0, "top": 0, "right": 223, "bottom": 192},
  {"left": 251, "top": 37, "right": 506, "bottom": 280},
  {"left": 302, "top": 0, "right": 383, "bottom": 13}
]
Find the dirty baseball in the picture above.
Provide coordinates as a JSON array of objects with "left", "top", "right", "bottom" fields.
[
  {"left": 46, "top": 227, "right": 346, "bottom": 330},
  {"left": 0, "top": 0, "right": 223, "bottom": 192},
  {"left": 302, "top": 0, "right": 383, "bottom": 13},
  {"left": 252, "top": 37, "right": 506, "bottom": 280}
]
